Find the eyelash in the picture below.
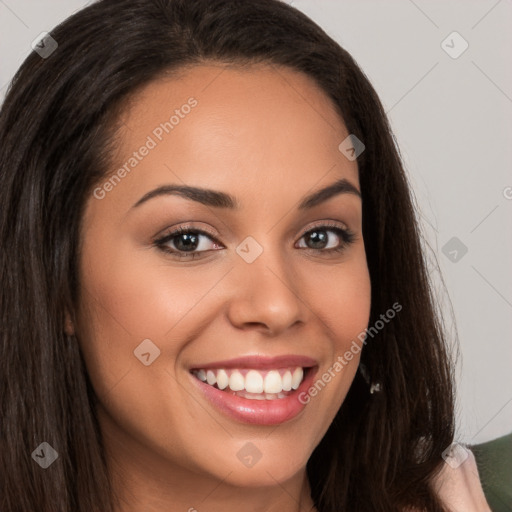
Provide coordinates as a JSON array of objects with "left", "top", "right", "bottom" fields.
[{"left": 153, "top": 222, "right": 356, "bottom": 260}]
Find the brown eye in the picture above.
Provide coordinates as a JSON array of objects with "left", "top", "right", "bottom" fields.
[{"left": 154, "top": 227, "right": 222, "bottom": 259}]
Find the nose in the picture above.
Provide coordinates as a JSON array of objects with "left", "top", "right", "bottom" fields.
[{"left": 226, "top": 248, "right": 307, "bottom": 336}]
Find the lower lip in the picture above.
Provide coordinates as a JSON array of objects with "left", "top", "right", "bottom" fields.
[{"left": 189, "top": 367, "right": 318, "bottom": 426}]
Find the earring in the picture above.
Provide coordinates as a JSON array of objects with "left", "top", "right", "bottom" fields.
[
  {"left": 369, "top": 382, "right": 382, "bottom": 394},
  {"left": 358, "top": 363, "right": 382, "bottom": 394}
]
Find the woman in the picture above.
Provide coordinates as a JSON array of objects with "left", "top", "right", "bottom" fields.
[{"left": 0, "top": 0, "right": 491, "bottom": 511}]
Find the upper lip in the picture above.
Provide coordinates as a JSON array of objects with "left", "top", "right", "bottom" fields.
[{"left": 189, "top": 354, "right": 318, "bottom": 371}]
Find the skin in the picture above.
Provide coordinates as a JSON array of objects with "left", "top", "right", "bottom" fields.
[
  {"left": 432, "top": 449, "right": 492, "bottom": 512},
  {"left": 70, "top": 63, "right": 371, "bottom": 512},
  {"left": 66, "top": 63, "right": 490, "bottom": 511}
]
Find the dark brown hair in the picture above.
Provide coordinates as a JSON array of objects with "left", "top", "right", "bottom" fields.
[{"left": 0, "top": 1, "right": 455, "bottom": 510}]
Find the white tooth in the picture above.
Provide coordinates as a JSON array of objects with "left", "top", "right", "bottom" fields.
[
  {"left": 206, "top": 370, "right": 217, "bottom": 386},
  {"left": 245, "top": 370, "right": 263, "bottom": 393},
  {"left": 264, "top": 370, "right": 283, "bottom": 394},
  {"left": 282, "top": 371, "right": 292, "bottom": 391},
  {"left": 291, "top": 367, "right": 303, "bottom": 390},
  {"left": 229, "top": 371, "right": 245, "bottom": 391},
  {"left": 196, "top": 369, "right": 207, "bottom": 382},
  {"left": 216, "top": 369, "right": 229, "bottom": 390}
]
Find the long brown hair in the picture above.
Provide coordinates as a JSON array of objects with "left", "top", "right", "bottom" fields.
[{"left": 0, "top": 1, "right": 455, "bottom": 510}]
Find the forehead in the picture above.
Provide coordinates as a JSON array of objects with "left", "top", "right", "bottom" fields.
[{"left": 100, "top": 63, "right": 359, "bottom": 213}]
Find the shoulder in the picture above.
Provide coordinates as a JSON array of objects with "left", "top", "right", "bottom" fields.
[{"left": 431, "top": 445, "right": 492, "bottom": 512}]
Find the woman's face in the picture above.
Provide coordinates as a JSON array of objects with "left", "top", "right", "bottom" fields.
[{"left": 74, "top": 63, "right": 371, "bottom": 494}]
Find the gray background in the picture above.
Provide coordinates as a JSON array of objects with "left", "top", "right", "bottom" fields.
[{"left": 1, "top": 0, "right": 510, "bottom": 444}]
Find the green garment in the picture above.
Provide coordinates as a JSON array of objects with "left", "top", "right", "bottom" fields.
[{"left": 470, "top": 431, "right": 512, "bottom": 512}]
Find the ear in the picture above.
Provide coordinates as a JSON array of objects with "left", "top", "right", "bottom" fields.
[{"left": 64, "top": 309, "right": 75, "bottom": 336}]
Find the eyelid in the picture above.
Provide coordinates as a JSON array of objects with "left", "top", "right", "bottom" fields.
[
  {"left": 154, "top": 222, "right": 221, "bottom": 243},
  {"left": 297, "top": 219, "right": 349, "bottom": 239}
]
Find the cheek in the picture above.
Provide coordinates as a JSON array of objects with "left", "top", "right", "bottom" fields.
[
  {"left": 76, "top": 232, "right": 240, "bottom": 405},
  {"left": 82, "top": 250, "right": 208, "bottom": 335},
  {"left": 330, "top": 260, "right": 371, "bottom": 374},
  {"left": 75, "top": 242, "right": 230, "bottom": 469},
  {"left": 306, "top": 253, "right": 371, "bottom": 349},
  {"left": 76, "top": 239, "right": 185, "bottom": 394},
  {"left": 297, "top": 251, "right": 371, "bottom": 415}
]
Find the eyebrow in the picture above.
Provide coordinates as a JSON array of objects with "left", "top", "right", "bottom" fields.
[{"left": 131, "top": 177, "right": 361, "bottom": 211}]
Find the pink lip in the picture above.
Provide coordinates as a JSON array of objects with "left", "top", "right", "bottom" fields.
[
  {"left": 189, "top": 354, "right": 318, "bottom": 371},
  {"left": 188, "top": 364, "right": 319, "bottom": 426}
]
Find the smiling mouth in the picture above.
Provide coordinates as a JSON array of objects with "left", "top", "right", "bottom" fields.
[{"left": 190, "top": 366, "right": 310, "bottom": 400}]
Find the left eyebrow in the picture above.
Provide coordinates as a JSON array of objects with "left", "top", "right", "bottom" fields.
[
  {"left": 130, "top": 177, "right": 361, "bottom": 211},
  {"left": 297, "top": 177, "right": 361, "bottom": 209}
]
